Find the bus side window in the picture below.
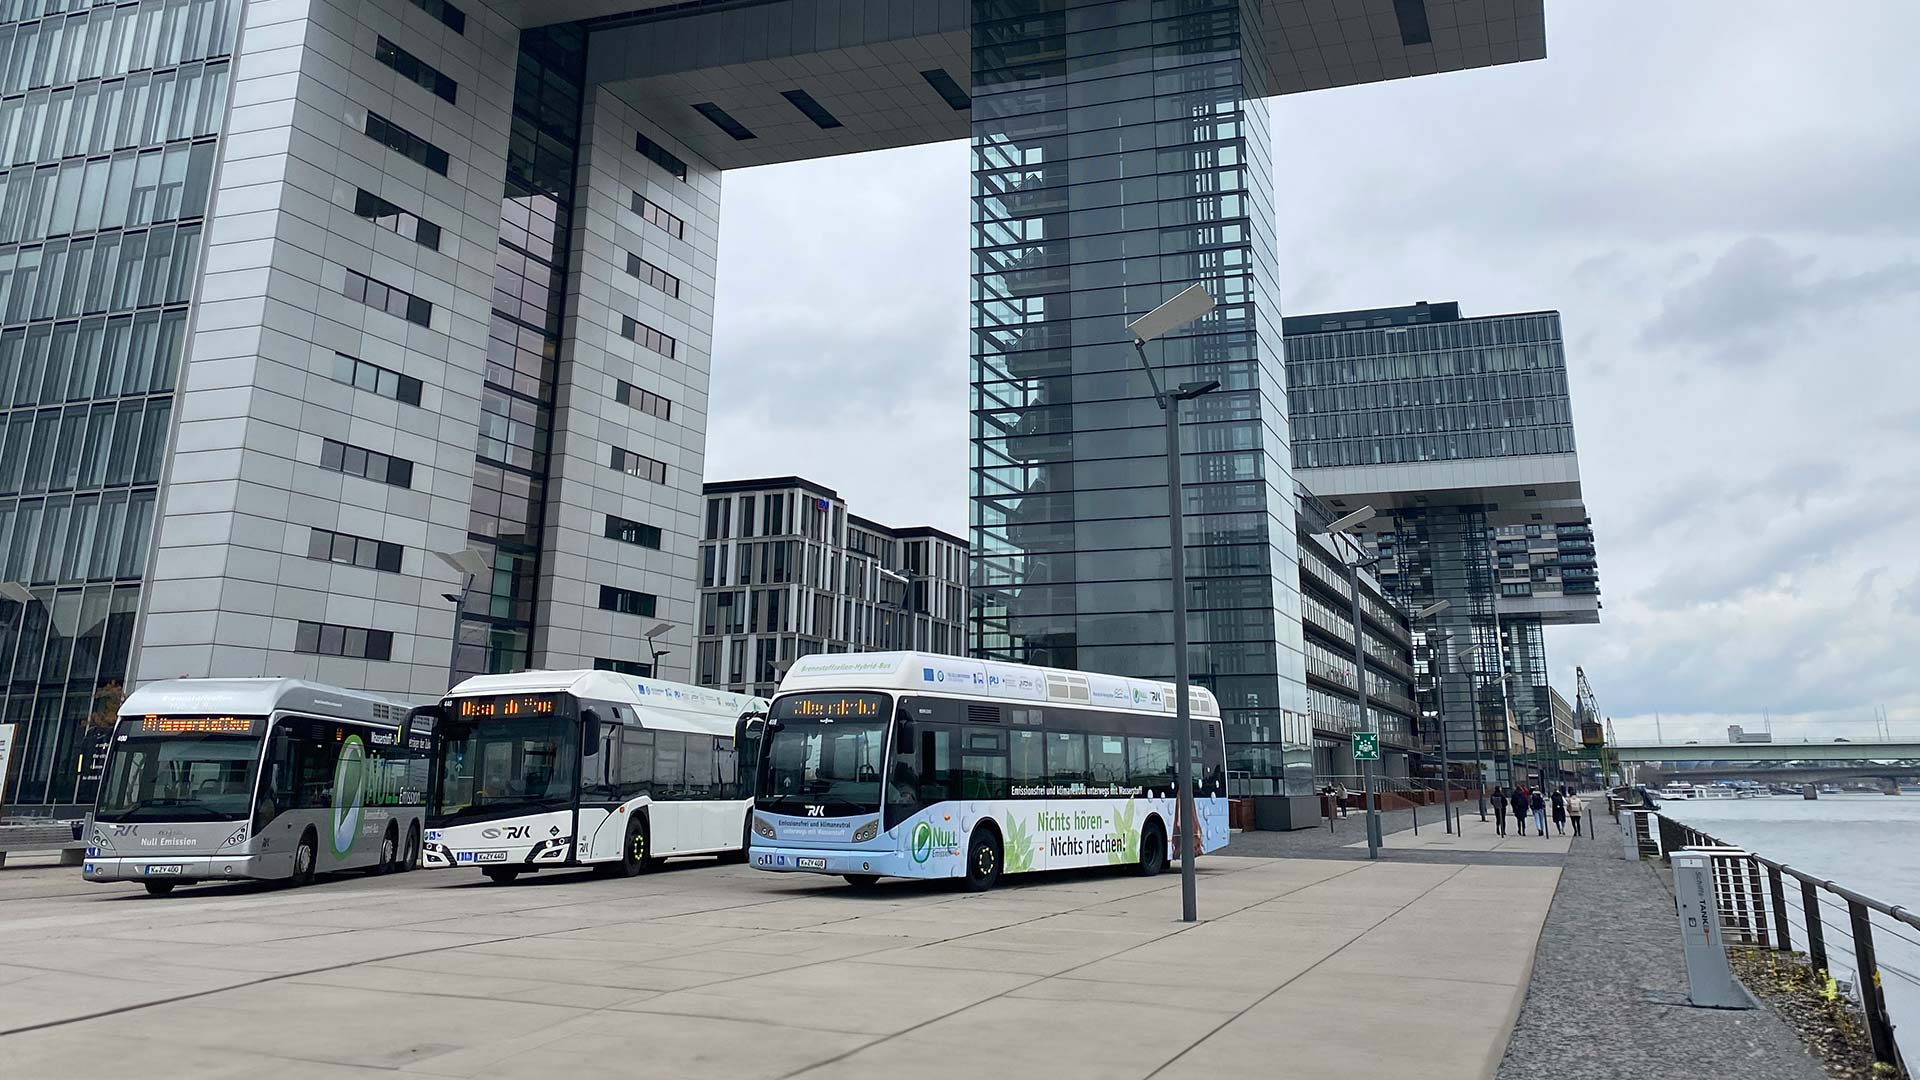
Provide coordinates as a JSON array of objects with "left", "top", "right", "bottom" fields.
[
  {"left": 1009, "top": 730, "right": 1044, "bottom": 790},
  {"left": 618, "top": 730, "right": 653, "bottom": 800},
  {"left": 1045, "top": 732, "right": 1088, "bottom": 787},
  {"left": 1089, "top": 733, "right": 1126, "bottom": 785},
  {"left": 713, "top": 736, "right": 738, "bottom": 799},
  {"left": 960, "top": 726, "right": 1007, "bottom": 800},
  {"left": 684, "top": 736, "right": 714, "bottom": 798},
  {"left": 296, "top": 722, "right": 339, "bottom": 809},
  {"left": 1126, "top": 736, "right": 1173, "bottom": 793},
  {"left": 653, "top": 731, "right": 687, "bottom": 800},
  {"left": 255, "top": 727, "right": 298, "bottom": 831}
]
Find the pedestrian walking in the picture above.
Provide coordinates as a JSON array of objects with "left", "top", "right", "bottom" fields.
[
  {"left": 1510, "top": 787, "right": 1529, "bottom": 835},
  {"left": 1551, "top": 789, "right": 1567, "bottom": 835},
  {"left": 1568, "top": 792, "right": 1585, "bottom": 837},
  {"left": 1334, "top": 781, "right": 1350, "bottom": 818},
  {"left": 1530, "top": 789, "right": 1547, "bottom": 835},
  {"left": 1490, "top": 786, "right": 1508, "bottom": 836}
]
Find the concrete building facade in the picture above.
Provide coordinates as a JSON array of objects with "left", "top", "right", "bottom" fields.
[
  {"left": 0, "top": 0, "right": 1548, "bottom": 813},
  {"left": 695, "top": 476, "right": 966, "bottom": 699}
]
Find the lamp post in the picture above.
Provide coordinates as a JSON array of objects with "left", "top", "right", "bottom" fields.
[
  {"left": 643, "top": 621, "right": 673, "bottom": 677},
  {"left": 1127, "top": 281, "right": 1217, "bottom": 924},
  {"left": 434, "top": 547, "right": 492, "bottom": 692},
  {"left": 1316, "top": 504, "right": 1385, "bottom": 859},
  {"left": 1410, "top": 600, "right": 1454, "bottom": 832}
]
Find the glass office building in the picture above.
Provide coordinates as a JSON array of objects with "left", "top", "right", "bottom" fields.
[
  {"left": 0, "top": 1, "right": 1546, "bottom": 813},
  {"left": 1287, "top": 300, "right": 1600, "bottom": 785}
]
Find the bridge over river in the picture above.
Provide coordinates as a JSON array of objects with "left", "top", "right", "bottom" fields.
[{"left": 1613, "top": 739, "right": 1920, "bottom": 786}]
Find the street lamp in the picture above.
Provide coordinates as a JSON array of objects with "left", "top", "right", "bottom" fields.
[
  {"left": 434, "top": 547, "right": 491, "bottom": 691},
  {"left": 1127, "top": 281, "right": 1216, "bottom": 924},
  {"left": 1316, "top": 504, "right": 1385, "bottom": 859},
  {"left": 644, "top": 621, "right": 673, "bottom": 677},
  {"left": 1410, "top": 599, "right": 1457, "bottom": 832}
]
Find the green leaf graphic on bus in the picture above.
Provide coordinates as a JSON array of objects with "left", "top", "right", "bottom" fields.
[
  {"left": 1003, "top": 815, "right": 1037, "bottom": 874},
  {"left": 1108, "top": 802, "right": 1137, "bottom": 865},
  {"left": 332, "top": 735, "right": 368, "bottom": 856},
  {"left": 910, "top": 821, "right": 956, "bottom": 864}
]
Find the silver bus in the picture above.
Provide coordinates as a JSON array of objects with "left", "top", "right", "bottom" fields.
[{"left": 84, "top": 679, "right": 429, "bottom": 896}]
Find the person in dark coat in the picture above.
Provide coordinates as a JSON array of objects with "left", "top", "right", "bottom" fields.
[
  {"left": 1509, "top": 787, "right": 1530, "bottom": 835},
  {"left": 1530, "top": 789, "right": 1548, "bottom": 836},
  {"left": 1490, "top": 786, "right": 1508, "bottom": 836},
  {"left": 1551, "top": 789, "right": 1567, "bottom": 835}
]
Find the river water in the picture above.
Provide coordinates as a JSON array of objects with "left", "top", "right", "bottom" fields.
[{"left": 1660, "top": 794, "right": 1920, "bottom": 1063}]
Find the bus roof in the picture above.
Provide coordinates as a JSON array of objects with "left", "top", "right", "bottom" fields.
[
  {"left": 447, "top": 670, "right": 768, "bottom": 735},
  {"left": 120, "top": 678, "right": 409, "bottom": 726},
  {"left": 776, "top": 652, "right": 1220, "bottom": 719}
]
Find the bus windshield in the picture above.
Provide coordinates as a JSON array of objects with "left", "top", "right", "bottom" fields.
[
  {"left": 430, "top": 710, "right": 577, "bottom": 825},
  {"left": 96, "top": 730, "right": 262, "bottom": 823},
  {"left": 758, "top": 692, "right": 889, "bottom": 817}
]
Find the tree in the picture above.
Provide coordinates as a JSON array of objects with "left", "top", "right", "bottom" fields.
[{"left": 86, "top": 681, "right": 125, "bottom": 732}]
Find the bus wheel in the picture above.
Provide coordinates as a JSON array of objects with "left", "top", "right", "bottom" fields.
[
  {"left": 400, "top": 824, "right": 421, "bottom": 872},
  {"left": 373, "top": 826, "right": 398, "bottom": 875},
  {"left": 1137, "top": 819, "right": 1167, "bottom": 877},
  {"left": 964, "top": 829, "right": 1002, "bottom": 892},
  {"left": 144, "top": 881, "right": 177, "bottom": 897},
  {"left": 293, "top": 830, "right": 318, "bottom": 886},
  {"left": 483, "top": 868, "right": 520, "bottom": 884},
  {"left": 842, "top": 874, "right": 880, "bottom": 890},
  {"left": 614, "top": 817, "right": 653, "bottom": 877}
]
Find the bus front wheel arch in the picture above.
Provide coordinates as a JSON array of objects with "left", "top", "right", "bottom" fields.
[
  {"left": 292, "top": 828, "right": 318, "bottom": 887},
  {"left": 964, "top": 824, "right": 1003, "bottom": 892}
]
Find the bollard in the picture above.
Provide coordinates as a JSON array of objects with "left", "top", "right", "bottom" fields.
[
  {"left": 1671, "top": 850, "right": 1751, "bottom": 1009},
  {"left": 1620, "top": 809, "right": 1639, "bottom": 861},
  {"left": 1847, "top": 900, "right": 1899, "bottom": 1066}
]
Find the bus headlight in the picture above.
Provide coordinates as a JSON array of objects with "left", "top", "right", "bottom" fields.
[
  {"left": 223, "top": 825, "right": 249, "bottom": 848},
  {"left": 852, "top": 821, "right": 878, "bottom": 843},
  {"left": 752, "top": 816, "right": 776, "bottom": 840}
]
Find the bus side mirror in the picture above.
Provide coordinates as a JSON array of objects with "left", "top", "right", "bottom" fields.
[
  {"left": 581, "top": 708, "right": 602, "bottom": 755},
  {"left": 896, "top": 718, "right": 916, "bottom": 745}
]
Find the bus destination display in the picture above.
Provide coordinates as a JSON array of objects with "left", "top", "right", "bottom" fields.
[
  {"left": 785, "top": 695, "right": 883, "bottom": 718},
  {"left": 455, "top": 694, "right": 560, "bottom": 718},
  {"left": 137, "top": 715, "right": 261, "bottom": 735}
]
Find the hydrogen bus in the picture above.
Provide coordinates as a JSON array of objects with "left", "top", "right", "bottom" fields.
[
  {"left": 749, "top": 651, "right": 1229, "bottom": 890},
  {"left": 417, "top": 670, "right": 769, "bottom": 882},
  {"left": 85, "top": 679, "right": 430, "bottom": 896}
]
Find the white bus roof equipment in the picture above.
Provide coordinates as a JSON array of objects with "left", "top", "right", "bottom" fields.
[
  {"left": 447, "top": 670, "right": 768, "bottom": 738},
  {"left": 775, "top": 651, "right": 1220, "bottom": 718}
]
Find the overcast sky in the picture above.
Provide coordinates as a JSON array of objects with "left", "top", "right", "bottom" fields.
[{"left": 705, "top": 2, "right": 1920, "bottom": 743}]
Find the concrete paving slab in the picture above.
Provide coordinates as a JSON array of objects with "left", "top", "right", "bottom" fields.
[
  {"left": 1355, "top": 812, "right": 1573, "bottom": 854},
  {"left": 612, "top": 958, "right": 1033, "bottom": 1035}
]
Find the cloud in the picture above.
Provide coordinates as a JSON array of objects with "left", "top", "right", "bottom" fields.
[{"left": 1638, "top": 237, "right": 1920, "bottom": 365}]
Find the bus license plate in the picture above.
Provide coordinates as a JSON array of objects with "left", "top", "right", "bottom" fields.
[
  {"left": 145, "top": 865, "right": 183, "bottom": 875},
  {"left": 796, "top": 858, "right": 826, "bottom": 870},
  {"left": 473, "top": 851, "right": 508, "bottom": 863}
]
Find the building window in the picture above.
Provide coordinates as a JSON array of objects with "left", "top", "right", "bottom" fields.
[
  {"left": 594, "top": 657, "right": 652, "bottom": 676},
  {"left": 780, "top": 88, "right": 842, "bottom": 129},
  {"left": 619, "top": 316, "right": 676, "bottom": 357},
  {"left": 605, "top": 515, "right": 662, "bottom": 549},
  {"left": 625, "top": 253, "right": 681, "bottom": 298},
  {"left": 632, "top": 193, "right": 685, "bottom": 239},
  {"left": 320, "top": 438, "right": 414, "bottom": 488},
  {"left": 599, "top": 585, "right": 657, "bottom": 617},
  {"left": 353, "top": 189, "right": 441, "bottom": 251},
  {"left": 691, "top": 101, "right": 754, "bottom": 141},
  {"left": 343, "top": 269, "right": 432, "bottom": 327},
  {"left": 307, "top": 528, "right": 403, "bottom": 573},
  {"left": 364, "top": 111, "right": 449, "bottom": 176},
  {"left": 635, "top": 132, "right": 687, "bottom": 180},
  {"left": 920, "top": 68, "right": 971, "bottom": 110},
  {"left": 329, "top": 353, "right": 423, "bottom": 406},
  {"left": 374, "top": 36, "right": 457, "bottom": 104},
  {"left": 294, "top": 621, "right": 394, "bottom": 661},
  {"left": 609, "top": 447, "right": 667, "bottom": 484},
  {"left": 409, "top": 0, "right": 465, "bottom": 33},
  {"left": 615, "top": 380, "right": 672, "bottom": 420}
]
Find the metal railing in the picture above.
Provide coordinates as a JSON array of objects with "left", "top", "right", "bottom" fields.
[{"left": 1648, "top": 813, "right": 1914, "bottom": 1071}]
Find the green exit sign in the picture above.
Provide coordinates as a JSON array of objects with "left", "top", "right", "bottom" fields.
[{"left": 1353, "top": 732, "right": 1380, "bottom": 761}]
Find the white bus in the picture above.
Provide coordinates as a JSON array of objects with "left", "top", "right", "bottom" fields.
[
  {"left": 749, "top": 652, "right": 1230, "bottom": 890},
  {"left": 418, "top": 670, "right": 769, "bottom": 883},
  {"left": 85, "top": 679, "right": 430, "bottom": 896}
]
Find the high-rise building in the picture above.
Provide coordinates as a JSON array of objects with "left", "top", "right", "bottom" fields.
[
  {"left": 696, "top": 477, "right": 965, "bottom": 699},
  {"left": 1286, "top": 300, "right": 1599, "bottom": 785},
  {"left": 0, "top": 0, "right": 1548, "bottom": 815}
]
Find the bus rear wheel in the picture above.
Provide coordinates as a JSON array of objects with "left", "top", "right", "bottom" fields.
[
  {"left": 483, "top": 868, "right": 520, "bottom": 884},
  {"left": 1137, "top": 820, "right": 1167, "bottom": 877},
  {"left": 400, "top": 824, "right": 421, "bottom": 872},
  {"left": 144, "top": 880, "right": 176, "bottom": 897},
  {"left": 964, "top": 829, "right": 1002, "bottom": 892},
  {"left": 373, "top": 826, "right": 398, "bottom": 875}
]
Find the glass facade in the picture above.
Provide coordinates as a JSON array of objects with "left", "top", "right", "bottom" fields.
[
  {"left": 967, "top": 0, "right": 1304, "bottom": 791},
  {"left": 0, "top": 0, "right": 240, "bottom": 811},
  {"left": 454, "top": 26, "right": 585, "bottom": 681}
]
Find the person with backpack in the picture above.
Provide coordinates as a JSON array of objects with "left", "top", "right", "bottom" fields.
[
  {"left": 1530, "top": 788, "right": 1548, "bottom": 836},
  {"left": 1551, "top": 789, "right": 1567, "bottom": 835},
  {"left": 1510, "top": 787, "right": 1530, "bottom": 835},
  {"left": 1490, "top": 786, "right": 1508, "bottom": 836},
  {"left": 1567, "top": 792, "right": 1586, "bottom": 837}
]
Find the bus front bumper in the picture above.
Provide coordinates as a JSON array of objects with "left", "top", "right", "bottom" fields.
[
  {"left": 81, "top": 853, "right": 271, "bottom": 883},
  {"left": 748, "top": 845, "right": 922, "bottom": 878}
]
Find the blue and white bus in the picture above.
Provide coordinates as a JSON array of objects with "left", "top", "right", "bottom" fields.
[{"left": 749, "top": 652, "right": 1229, "bottom": 890}]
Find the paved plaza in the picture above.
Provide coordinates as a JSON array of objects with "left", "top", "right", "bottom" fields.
[
  {"left": 1352, "top": 807, "right": 1577, "bottom": 855},
  {"left": 0, "top": 851, "right": 1559, "bottom": 1079}
]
